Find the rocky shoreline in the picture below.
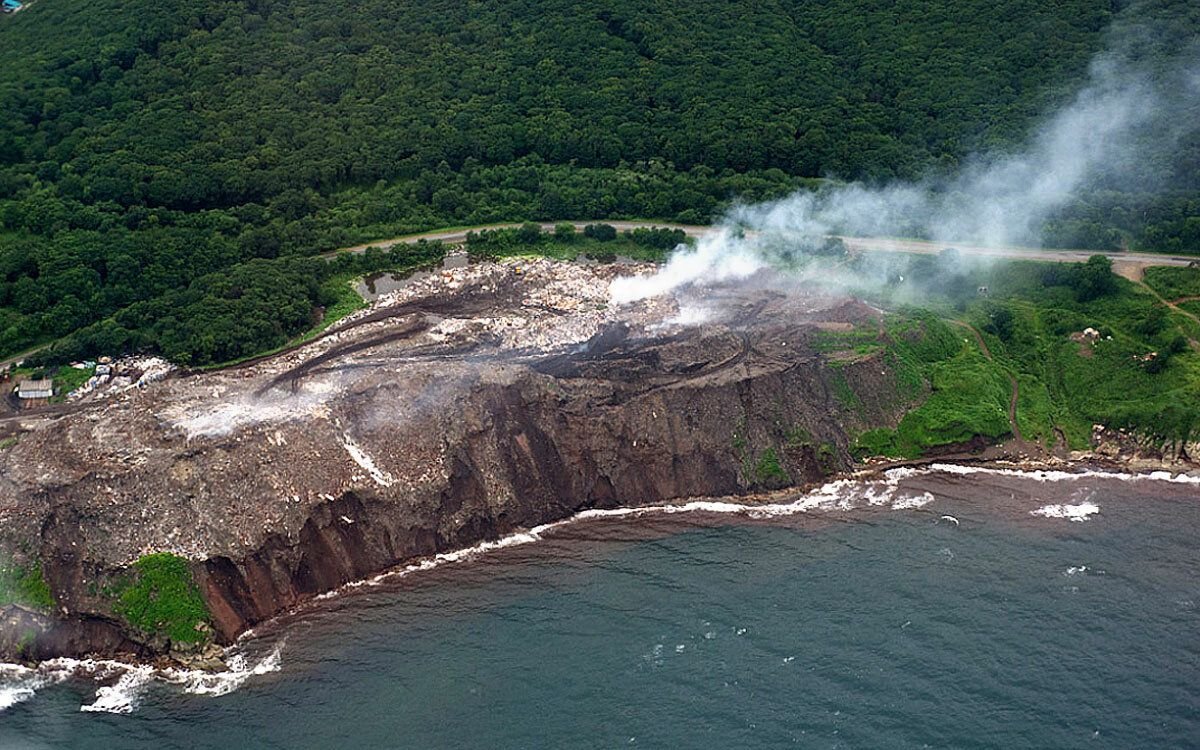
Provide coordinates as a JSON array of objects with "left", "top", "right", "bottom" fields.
[
  {"left": 2, "top": 443, "right": 1195, "bottom": 674},
  {"left": 1, "top": 257, "right": 1195, "bottom": 669}
]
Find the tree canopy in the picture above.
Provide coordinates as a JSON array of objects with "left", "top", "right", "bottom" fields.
[{"left": 0, "top": 0, "right": 1197, "bottom": 363}]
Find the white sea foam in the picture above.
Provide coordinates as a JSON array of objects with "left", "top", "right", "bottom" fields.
[
  {"left": 891, "top": 492, "right": 936, "bottom": 510},
  {"left": 0, "top": 663, "right": 73, "bottom": 711},
  {"left": 1064, "top": 565, "right": 1089, "bottom": 576},
  {"left": 313, "top": 469, "right": 937, "bottom": 600},
  {"left": 1031, "top": 502, "right": 1101, "bottom": 522},
  {"left": 0, "top": 643, "right": 284, "bottom": 715},
  {"left": 161, "top": 641, "right": 284, "bottom": 697},
  {"left": 0, "top": 683, "right": 36, "bottom": 711},
  {"left": 79, "top": 665, "right": 155, "bottom": 714},
  {"left": 0, "top": 461, "right": 1165, "bottom": 713},
  {"left": 927, "top": 463, "right": 1200, "bottom": 485}
]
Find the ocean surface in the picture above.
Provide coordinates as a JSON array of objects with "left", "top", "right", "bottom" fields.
[{"left": 2, "top": 465, "right": 1198, "bottom": 749}]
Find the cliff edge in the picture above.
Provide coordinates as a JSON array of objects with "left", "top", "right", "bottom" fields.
[{"left": 0, "top": 259, "right": 909, "bottom": 664}]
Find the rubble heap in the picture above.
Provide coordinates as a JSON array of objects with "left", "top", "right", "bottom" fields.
[{"left": 0, "top": 258, "right": 905, "bottom": 664}]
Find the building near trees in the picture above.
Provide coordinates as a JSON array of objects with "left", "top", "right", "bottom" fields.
[{"left": 16, "top": 378, "right": 52, "bottom": 404}]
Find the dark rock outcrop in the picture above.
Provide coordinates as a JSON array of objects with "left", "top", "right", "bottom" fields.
[{"left": 0, "top": 263, "right": 911, "bottom": 662}]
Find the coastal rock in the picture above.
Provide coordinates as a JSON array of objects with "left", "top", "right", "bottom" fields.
[{"left": 0, "top": 260, "right": 909, "bottom": 661}]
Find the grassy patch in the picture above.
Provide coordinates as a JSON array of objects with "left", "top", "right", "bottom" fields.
[
  {"left": 0, "top": 560, "right": 54, "bottom": 610},
  {"left": 320, "top": 273, "right": 371, "bottom": 324},
  {"left": 754, "top": 447, "right": 789, "bottom": 484},
  {"left": 853, "top": 427, "right": 904, "bottom": 459},
  {"left": 816, "top": 442, "right": 839, "bottom": 474},
  {"left": 893, "top": 350, "right": 1011, "bottom": 453},
  {"left": 828, "top": 370, "right": 862, "bottom": 413},
  {"left": 852, "top": 313, "right": 1011, "bottom": 458},
  {"left": 810, "top": 255, "right": 1200, "bottom": 458},
  {"left": 0, "top": 436, "right": 17, "bottom": 450},
  {"left": 113, "top": 553, "right": 210, "bottom": 644},
  {"left": 1014, "top": 374, "right": 1055, "bottom": 447},
  {"left": 785, "top": 425, "right": 812, "bottom": 448},
  {"left": 813, "top": 327, "right": 883, "bottom": 355},
  {"left": 1143, "top": 267, "right": 1200, "bottom": 300},
  {"left": 49, "top": 364, "right": 95, "bottom": 401},
  {"left": 876, "top": 258, "right": 1200, "bottom": 453}
]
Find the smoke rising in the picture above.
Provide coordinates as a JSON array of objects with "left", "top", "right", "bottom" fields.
[{"left": 610, "top": 20, "right": 1200, "bottom": 305}]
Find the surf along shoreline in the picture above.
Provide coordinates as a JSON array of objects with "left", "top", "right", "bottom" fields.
[
  {"left": 3, "top": 229, "right": 1198, "bottom": 712},
  {"left": 230, "top": 434, "right": 1198, "bottom": 644},
  {"left": 1, "top": 445, "right": 1196, "bottom": 715}
]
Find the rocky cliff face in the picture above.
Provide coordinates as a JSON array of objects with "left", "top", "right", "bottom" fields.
[{"left": 0, "top": 259, "right": 908, "bottom": 663}]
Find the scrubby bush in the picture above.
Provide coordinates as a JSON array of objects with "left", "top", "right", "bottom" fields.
[
  {"left": 114, "top": 553, "right": 210, "bottom": 644},
  {"left": 583, "top": 223, "right": 618, "bottom": 241},
  {"left": 517, "top": 222, "right": 543, "bottom": 244}
]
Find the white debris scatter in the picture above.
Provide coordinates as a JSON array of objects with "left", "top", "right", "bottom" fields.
[
  {"left": 341, "top": 435, "right": 395, "bottom": 487},
  {"left": 68, "top": 356, "right": 176, "bottom": 402}
]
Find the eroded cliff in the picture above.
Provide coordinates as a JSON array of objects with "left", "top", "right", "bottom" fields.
[{"left": 0, "top": 259, "right": 911, "bottom": 663}]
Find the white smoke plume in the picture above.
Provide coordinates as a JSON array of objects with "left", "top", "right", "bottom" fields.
[{"left": 611, "top": 20, "right": 1200, "bottom": 305}]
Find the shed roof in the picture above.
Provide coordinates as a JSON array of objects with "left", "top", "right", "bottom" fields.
[{"left": 17, "top": 378, "right": 53, "bottom": 394}]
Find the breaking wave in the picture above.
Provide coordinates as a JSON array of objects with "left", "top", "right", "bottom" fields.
[
  {"left": 926, "top": 463, "right": 1200, "bottom": 485},
  {"left": 3, "top": 461, "right": 1192, "bottom": 714},
  {"left": 1031, "top": 502, "right": 1102, "bottom": 522},
  {"left": 0, "top": 641, "right": 284, "bottom": 715},
  {"left": 312, "top": 465, "right": 941, "bottom": 601},
  {"left": 312, "top": 461, "right": 1196, "bottom": 600},
  {"left": 0, "top": 662, "right": 73, "bottom": 711},
  {"left": 312, "top": 462, "right": 1197, "bottom": 600}
]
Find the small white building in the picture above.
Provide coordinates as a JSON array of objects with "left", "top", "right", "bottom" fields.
[{"left": 17, "top": 378, "right": 53, "bottom": 400}]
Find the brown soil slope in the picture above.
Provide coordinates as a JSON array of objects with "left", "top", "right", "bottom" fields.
[{"left": 0, "top": 260, "right": 907, "bottom": 662}]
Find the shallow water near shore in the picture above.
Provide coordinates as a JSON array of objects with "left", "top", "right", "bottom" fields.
[{"left": 2, "top": 468, "right": 1198, "bottom": 748}]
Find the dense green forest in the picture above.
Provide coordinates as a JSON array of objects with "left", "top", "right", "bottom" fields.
[{"left": 1, "top": 0, "right": 1198, "bottom": 364}]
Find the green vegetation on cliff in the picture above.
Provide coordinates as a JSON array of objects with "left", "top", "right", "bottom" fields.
[
  {"left": 754, "top": 448, "right": 789, "bottom": 485},
  {"left": 0, "top": 559, "right": 53, "bottom": 610},
  {"left": 1, "top": 0, "right": 1197, "bottom": 365},
  {"left": 836, "top": 257, "right": 1200, "bottom": 458},
  {"left": 113, "top": 553, "right": 210, "bottom": 644},
  {"left": 852, "top": 315, "right": 1011, "bottom": 458}
]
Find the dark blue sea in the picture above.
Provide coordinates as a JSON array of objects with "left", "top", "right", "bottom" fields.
[{"left": 2, "top": 466, "right": 1198, "bottom": 748}]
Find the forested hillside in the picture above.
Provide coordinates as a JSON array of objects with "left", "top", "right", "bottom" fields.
[{"left": 1, "top": 0, "right": 1198, "bottom": 364}]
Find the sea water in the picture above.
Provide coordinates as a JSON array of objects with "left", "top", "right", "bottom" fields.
[{"left": 1, "top": 467, "right": 1197, "bottom": 748}]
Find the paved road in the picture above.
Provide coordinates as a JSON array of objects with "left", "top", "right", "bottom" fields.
[
  {"left": 0, "top": 344, "right": 49, "bottom": 371},
  {"left": 10, "top": 220, "right": 1194, "bottom": 378},
  {"left": 325, "top": 221, "right": 711, "bottom": 257},
  {"left": 330, "top": 221, "right": 1198, "bottom": 275}
]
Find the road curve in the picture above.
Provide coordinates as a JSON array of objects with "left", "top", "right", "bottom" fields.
[
  {"left": 323, "top": 221, "right": 711, "bottom": 257},
  {"left": 328, "top": 221, "right": 1198, "bottom": 273},
  {"left": 10, "top": 221, "right": 1194, "bottom": 374}
]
